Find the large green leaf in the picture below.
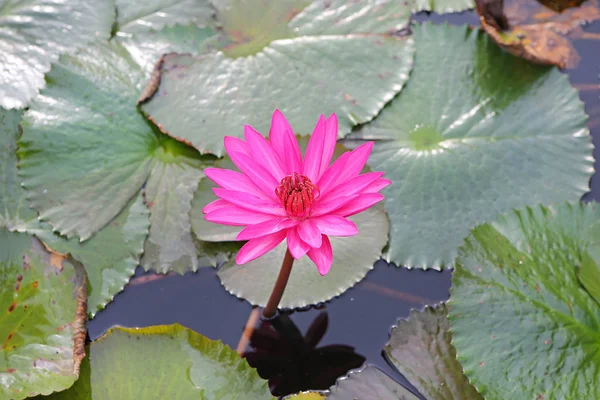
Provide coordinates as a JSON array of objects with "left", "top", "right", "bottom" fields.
[
  {"left": 349, "top": 23, "right": 593, "bottom": 269},
  {"left": 327, "top": 365, "right": 419, "bottom": 400},
  {"left": 140, "top": 0, "right": 414, "bottom": 156},
  {"left": 449, "top": 202, "right": 600, "bottom": 399},
  {"left": 0, "top": 230, "right": 87, "bottom": 399},
  {"left": 384, "top": 305, "right": 482, "bottom": 400},
  {"left": 0, "top": 0, "right": 114, "bottom": 109},
  {"left": 412, "top": 0, "right": 474, "bottom": 13},
  {"left": 218, "top": 206, "right": 388, "bottom": 308},
  {"left": 18, "top": 41, "right": 209, "bottom": 273},
  {"left": 0, "top": 109, "right": 36, "bottom": 230},
  {"left": 31, "top": 194, "right": 149, "bottom": 317},
  {"left": 43, "top": 324, "right": 273, "bottom": 399}
]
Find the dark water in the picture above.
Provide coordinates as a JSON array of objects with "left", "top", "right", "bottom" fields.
[{"left": 87, "top": 9, "right": 600, "bottom": 398}]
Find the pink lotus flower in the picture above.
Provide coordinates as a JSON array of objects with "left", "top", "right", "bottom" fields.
[{"left": 203, "top": 110, "right": 390, "bottom": 275}]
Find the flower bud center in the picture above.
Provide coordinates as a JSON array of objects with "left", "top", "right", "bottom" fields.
[{"left": 275, "top": 173, "right": 319, "bottom": 219}]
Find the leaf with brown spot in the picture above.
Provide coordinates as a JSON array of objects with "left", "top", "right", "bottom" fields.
[{"left": 0, "top": 229, "right": 87, "bottom": 399}]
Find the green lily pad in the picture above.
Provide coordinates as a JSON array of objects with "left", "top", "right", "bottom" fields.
[
  {"left": 449, "top": 202, "right": 600, "bottom": 399},
  {"left": 140, "top": 0, "right": 415, "bottom": 156},
  {"left": 283, "top": 391, "right": 327, "bottom": 399},
  {"left": 328, "top": 365, "right": 418, "bottom": 400},
  {"left": 0, "top": 0, "right": 114, "bottom": 109},
  {"left": 42, "top": 324, "right": 273, "bottom": 399},
  {"left": 578, "top": 250, "right": 600, "bottom": 306},
  {"left": 31, "top": 193, "right": 149, "bottom": 318},
  {"left": 412, "top": 0, "right": 475, "bottom": 13},
  {"left": 1, "top": 109, "right": 36, "bottom": 230},
  {"left": 0, "top": 230, "right": 87, "bottom": 399},
  {"left": 18, "top": 41, "right": 210, "bottom": 273},
  {"left": 349, "top": 23, "right": 593, "bottom": 269},
  {"left": 218, "top": 206, "right": 389, "bottom": 308},
  {"left": 384, "top": 305, "right": 483, "bottom": 400}
]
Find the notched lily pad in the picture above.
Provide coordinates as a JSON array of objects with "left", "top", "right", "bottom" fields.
[
  {"left": 349, "top": 22, "right": 593, "bottom": 269},
  {"left": 449, "top": 202, "right": 600, "bottom": 399},
  {"left": 42, "top": 324, "right": 273, "bottom": 399},
  {"left": 327, "top": 364, "right": 419, "bottom": 399},
  {"left": 0, "top": 230, "right": 86, "bottom": 399}
]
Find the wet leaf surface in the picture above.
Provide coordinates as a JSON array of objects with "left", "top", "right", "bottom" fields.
[
  {"left": 0, "top": 0, "right": 114, "bottom": 109},
  {"left": 140, "top": 0, "right": 415, "bottom": 156},
  {"left": 449, "top": 202, "right": 600, "bottom": 398},
  {"left": 348, "top": 23, "right": 593, "bottom": 269},
  {"left": 384, "top": 305, "right": 482, "bottom": 400},
  {"left": 0, "top": 230, "right": 86, "bottom": 399},
  {"left": 42, "top": 324, "right": 273, "bottom": 399}
]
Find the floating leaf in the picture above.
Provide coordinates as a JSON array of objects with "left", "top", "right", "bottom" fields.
[
  {"left": 349, "top": 23, "right": 593, "bottom": 269},
  {"left": 449, "top": 202, "right": 600, "bottom": 399},
  {"left": 413, "top": 0, "right": 475, "bottom": 13},
  {"left": 384, "top": 305, "right": 483, "bottom": 400},
  {"left": 327, "top": 365, "right": 419, "bottom": 400},
  {"left": 32, "top": 194, "right": 149, "bottom": 317},
  {"left": 18, "top": 42, "right": 209, "bottom": 273},
  {"left": 0, "top": 0, "right": 114, "bottom": 109},
  {"left": 283, "top": 392, "right": 327, "bottom": 399},
  {"left": 0, "top": 230, "right": 86, "bottom": 399},
  {"left": 0, "top": 109, "right": 36, "bottom": 230},
  {"left": 43, "top": 324, "right": 273, "bottom": 399},
  {"left": 578, "top": 251, "right": 600, "bottom": 306},
  {"left": 218, "top": 206, "right": 388, "bottom": 308},
  {"left": 140, "top": 0, "right": 414, "bottom": 156}
]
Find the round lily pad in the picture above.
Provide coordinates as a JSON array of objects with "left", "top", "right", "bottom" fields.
[
  {"left": 349, "top": 23, "right": 593, "bottom": 269},
  {"left": 43, "top": 324, "right": 273, "bottom": 399},
  {"left": 449, "top": 202, "right": 600, "bottom": 399},
  {"left": 0, "top": 0, "right": 114, "bottom": 109},
  {"left": 384, "top": 305, "right": 482, "bottom": 400},
  {"left": 18, "top": 41, "right": 211, "bottom": 274},
  {"left": 218, "top": 206, "right": 389, "bottom": 308},
  {"left": 328, "top": 365, "right": 418, "bottom": 400},
  {"left": 140, "top": 0, "right": 415, "bottom": 156},
  {"left": 0, "top": 230, "right": 86, "bottom": 399}
]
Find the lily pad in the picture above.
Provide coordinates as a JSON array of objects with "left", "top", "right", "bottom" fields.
[
  {"left": 18, "top": 41, "right": 210, "bottom": 273},
  {"left": 0, "top": 109, "right": 36, "bottom": 230},
  {"left": 0, "top": 0, "right": 114, "bottom": 109},
  {"left": 0, "top": 230, "right": 87, "bottom": 399},
  {"left": 449, "top": 202, "right": 600, "bottom": 399},
  {"left": 413, "top": 0, "right": 475, "bottom": 13},
  {"left": 349, "top": 23, "right": 593, "bottom": 269},
  {"left": 384, "top": 305, "right": 483, "bottom": 400},
  {"left": 218, "top": 206, "right": 389, "bottom": 308},
  {"left": 283, "top": 392, "right": 327, "bottom": 399},
  {"left": 578, "top": 251, "right": 600, "bottom": 306},
  {"left": 328, "top": 365, "right": 419, "bottom": 400},
  {"left": 43, "top": 324, "right": 273, "bottom": 399},
  {"left": 140, "top": 0, "right": 415, "bottom": 156},
  {"left": 32, "top": 194, "right": 149, "bottom": 317}
]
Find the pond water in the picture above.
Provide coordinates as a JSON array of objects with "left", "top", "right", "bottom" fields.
[{"left": 87, "top": 9, "right": 600, "bottom": 398}]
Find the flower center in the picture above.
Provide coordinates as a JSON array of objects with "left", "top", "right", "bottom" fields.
[{"left": 275, "top": 173, "right": 319, "bottom": 219}]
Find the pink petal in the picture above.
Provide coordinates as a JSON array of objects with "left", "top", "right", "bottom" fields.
[
  {"left": 297, "top": 219, "right": 322, "bottom": 248},
  {"left": 224, "top": 136, "right": 250, "bottom": 157},
  {"left": 320, "top": 171, "right": 384, "bottom": 202},
  {"left": 303, "top": 115, "right": 331, "bottom": 182},
  {"left": 287, "top": 227, "right": 311, "bottom": 259},
  {"left": 205, "top": 205, "right": 274, "bottom": 226},
  {"left": 307, "top": 235, "right": 333, "bottom": 276},
  {"left": 312, "top": 215, "right": 358, "bottom": 237},
  {"left": 334, "top": 193, "right": 384, "bottom": 217},
  {"left": 236, "top": 218, "right": 297, "bottom": 241},
  {"left": 236, "top": 230, "right": 287, "bottom": 264},
  {"left": 310, "top": 194, "right": 358, "bottom": 217},
  {"left": 202, "top": 199, "right": 230, "bottom": 214},
  {"left": 228, "top": 151, "right": 279, "bottom": 201},
  {"left": 316, "top": 152, "right": 349, "bottom": 195},
  {"left": 204, "top": 168, "right": 269, "bottom": 200},
  {"left": 337, "top": 142, "right": 374, "bottom": 184},
  {"left": 213, "top": 188, "right": 285, "bottom": 216},
  {"left": 244, "top": 125, "right": 286, "bottom": 181},
  {"left": 319, "top": 114, "right": 338, "bottom": 176},
  {"left": 269, "top": 110, "right": 302, "bottom": 174},
  {"left": 363, "top": 178, "right": 391, "bottom": 193}
]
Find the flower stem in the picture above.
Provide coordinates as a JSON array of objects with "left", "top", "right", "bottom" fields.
[{"left": 262, "top": 248, "right": 294, "bottom": 318}]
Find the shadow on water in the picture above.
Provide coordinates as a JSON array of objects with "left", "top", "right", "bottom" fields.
[{"left": 88, "top": 8, "right": 600, "bottom": 398}]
